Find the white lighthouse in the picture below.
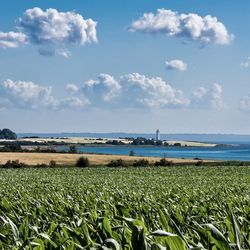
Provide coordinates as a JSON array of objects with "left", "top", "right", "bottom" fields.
[{"left": 156, "top": 129, "right": 160, "bottom": 141}]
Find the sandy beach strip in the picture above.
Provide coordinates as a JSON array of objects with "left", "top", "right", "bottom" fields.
[
  {"left": 0, "top": 137, "right": 219, "bottom": 147},
  {"left": 0, "top": 152, "right": 212, "bottom": 166}
]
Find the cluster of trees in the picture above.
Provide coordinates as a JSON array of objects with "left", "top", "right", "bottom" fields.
[
  {"left": 0, "top": 129, "right": 17, "bottom": 140},
  {"left": 0, "top": 157, "right": 173, "bottom": 169},
  {"left": 0, "top": 160, "right": 57, "bottom": 168},
  {"left": 131, "top": 137, "right": 165, "bottom": 146},
  {"left": 106, "top": 158, "right": 174, "bottom": 168},
  {"left": 106, "top": 140, "right": 125, "bottom": 145},
  {"left": 105, "top": 137, "right": 183, "bottom": 147},
  {"left": 0, "top": 143, "right": 22, "bottom": 152}
]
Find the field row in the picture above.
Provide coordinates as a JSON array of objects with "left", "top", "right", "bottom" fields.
[{"left": 0, "top": 166, "right": 249, "bottom": 249}]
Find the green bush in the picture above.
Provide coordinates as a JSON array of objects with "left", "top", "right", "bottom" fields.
[
  {"left": 69, "top": 145, "right": 77, "bottom": 154},
  {"left": 49, "top": 160, "right": 57, "bottom": 167},
  {"left": 154, "top": 158, "right": 173, "bottom": 167},
  {"left": 196, "top": 160, "right": 203, "bottom": 166},
  {"left": 76, "top": 157, "right": 90, "bottom": 168},
  {"left": 0, "top": 128, "right": 17, "bottom": 140},
  {"left": 107, "top": 159, "right": 127, "bottom": 168},
  {"left": 133, "top": 159, "right": 150, "bottom": 167},
  {"left": 36, "top": 163, "right": 50, "bottom": 168},
  {"left": 2, "top": 160, "right": 27, "bottom": 168}
]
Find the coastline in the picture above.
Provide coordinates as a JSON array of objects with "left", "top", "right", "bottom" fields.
[{"left": 0, "top": 137, "right": 222, "bottom": 147}]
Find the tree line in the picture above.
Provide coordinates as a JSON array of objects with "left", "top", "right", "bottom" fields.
[{"left": 0, "top": 128, "right": 17, "bottom": 140}]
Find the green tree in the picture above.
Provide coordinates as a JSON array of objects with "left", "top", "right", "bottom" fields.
[
  {"left": 69, "top": 145, "right": 77, "bottom": 154},
  {"left": 0, "top": 128, "right": 17, "bottom": 140},
  {"left": 76, "top": 157, "right": 90, "bottom": 168}
]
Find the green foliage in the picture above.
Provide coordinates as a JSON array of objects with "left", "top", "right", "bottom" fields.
[
  {"left": 0, "top": 143, "right": 22, "bottom": 152},
  {"left": 75, "top": 157, "right": 90, "bottom": 168},
  {"left": 106, "top": 140, "right": 125, "bottom": 145},
  {"left": 1, "top": 160, "right": 28, "bottom": 168},
  {"left": 131, "top": 137, "right": 164, "bottom": 146},
  {"left": 107, "top": 159, "right": 127, "bottom": 168},
  {"left": 196, "top": 159, "right": 204, "bottom": 166},
  {"left": 154, "top": 158, "right": 173, "bottom": 166},
  {"left": 133, "top": 159, "right": 150, "bottom": 167},
  {"left": 69, "top": 145, "right": 77, "bottom": 154},
  {"left": 0, "top": 166, "right": 249, "bottom": 249},
  {"left": 132, "top": 137, "right": 157, "bottom": 146},
  {"left": 49, "top": 160, "right": 57, "bottom": 168},
  {"left": 0, "top": 128, "right": 17, "bottom": 140}
]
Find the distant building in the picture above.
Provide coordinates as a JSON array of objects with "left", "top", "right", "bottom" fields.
[{"left": 156, "top": 129, "right": 160, "bottom": 141}]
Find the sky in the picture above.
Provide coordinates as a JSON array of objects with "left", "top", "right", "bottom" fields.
[{"left": 0, "top": 0, "right": 250, "bottom": 134}]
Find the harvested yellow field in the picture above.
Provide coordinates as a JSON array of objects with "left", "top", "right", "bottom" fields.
[{"left": 0, "top": 152, "right": 207, "bottom": 166}]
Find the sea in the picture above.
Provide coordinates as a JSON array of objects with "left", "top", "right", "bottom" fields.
[{"left": 18, "top": 133, "right": 250, "bottom": 161}]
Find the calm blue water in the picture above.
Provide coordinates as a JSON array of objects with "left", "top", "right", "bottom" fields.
[{"left": 56, "top": 143, "right": 250, "bottom": 161}]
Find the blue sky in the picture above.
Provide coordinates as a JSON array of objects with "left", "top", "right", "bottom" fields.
[{"left": 0, "top": 0, "right": 250, "bottom": 133}]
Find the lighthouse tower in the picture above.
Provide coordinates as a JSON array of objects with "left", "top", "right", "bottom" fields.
[{"left": 156, "top": 129, "right": 160, "bottom": 141}]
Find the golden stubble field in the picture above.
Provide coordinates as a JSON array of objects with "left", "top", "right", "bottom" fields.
[{"left": 0, "top": 152, "right": 205, "bottom": 166}]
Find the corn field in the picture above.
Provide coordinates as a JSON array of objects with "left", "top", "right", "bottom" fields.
[{"left": 0, "top": 166, "right": 249, "bottom": 249}]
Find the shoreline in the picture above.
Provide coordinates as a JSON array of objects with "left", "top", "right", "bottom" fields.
[{"left": 0, "top": 136, "right": 223, "bottom": 148}]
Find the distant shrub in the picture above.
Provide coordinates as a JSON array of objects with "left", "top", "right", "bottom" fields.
[
  {"left": 49, "top": 160, "right": 57, "bottom": 168},
  {"left": 156, "top": 140, "right": 163, "bottom": 146},
  {"left": 107, "top": 159, "right": 127, "bottom": 168},
  {"left": 106, "top": 140, "right": 125, "bottom": 145},
  {"left": 195, "top": 160, "right": 204, "bottom": 166},
  {"left": 0, "top": 143, "right": 22, "bottom": 152},
  {"left": 36, "top": 163, "right": 49, "bottom": 168},
  {"left": 0, "top": 128, "right": 17, "bottom": 140},
  {"left": 40, "top": 148, "right": 57, "bottom": 153},
  {"left": 154, "top": 158, "right": 173, "bottom": 167},
  {"left": 3, "top": 160, "right": 27, "bottom": 168},
  {"left": 69, "top": 145, "right": 77, "bottom": 154},
  {"left": 133, "top": 159, "right": 150, "bottom": 167},
  {"left": 76, "top": 157, "right": 90, "bottom": 168}
]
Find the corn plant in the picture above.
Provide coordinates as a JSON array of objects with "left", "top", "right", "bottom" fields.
[{"left": 0, "top": 166, "right": 249, "bottom": 249}]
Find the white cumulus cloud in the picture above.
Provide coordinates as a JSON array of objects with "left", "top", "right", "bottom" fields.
[
  {"left": 0, "top": 7, "right": 97, "bottom": 56},
  {"left": 129, "top": 9, "right": 232, "bottom": 45},
  {"left": 0, "top": 32, "right": 27, "bottom": 48},
  {"left": 0, "top": 79, "right": 90, "bottom": 110},
  {"left": 166, "top": 59, "right": 187, "bottom": 71},
  {"left": 0, "top": 77, "right": 226, "bottom": 111},
  {"left": 83, "top": 73, "right": 121, "bottom": 103},
  {"left": 77, "top": 73, "right": 190, "bottom": 109},
  {"left": 69, "top": 73, "right": 226, "bottom": 110},
  {"left": 120, "top": 73, "right": 189, "bottom": 108},
  {"left": 18, "top": 7, "right": 97, "bottom": 46},
  {"left": 191, "top": 83, "right": 225, "bottom": 110},
  {"left": 0, "top": 79, "right": 57, "bottom": 109},
  {"left": 66, "top": 84, "right": 79, "bottom": 94}
]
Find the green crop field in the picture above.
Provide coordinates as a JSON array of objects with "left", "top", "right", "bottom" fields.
[{"left": 0, "top": 166, "right": 249, "bottom": 249}]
